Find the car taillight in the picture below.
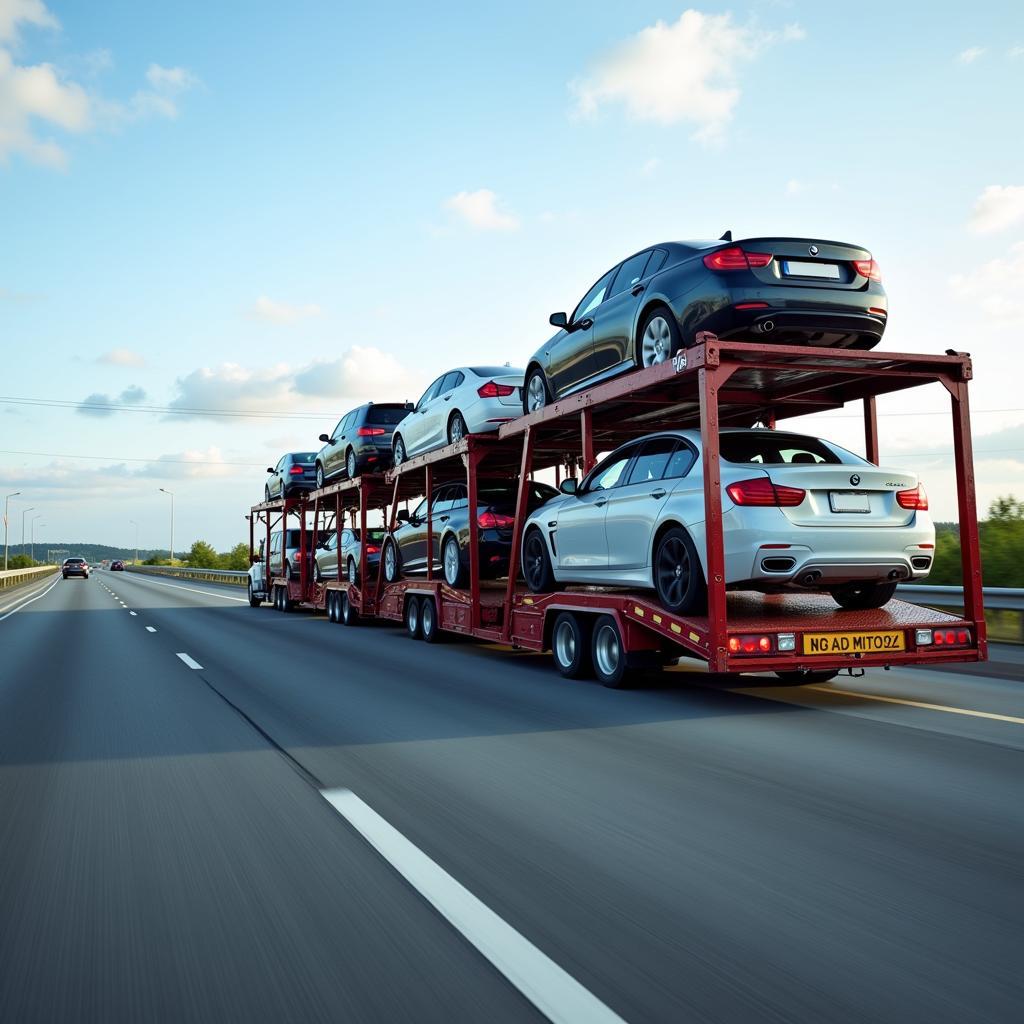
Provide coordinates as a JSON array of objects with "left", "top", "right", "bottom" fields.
[
  {"left": 726, "top": 477, "right": 806, "bottom": 507},
  {"left": 365, "top": 545, "right": 379, "bottom": 554},
  {"left": 477, "top": 380, "right": 517, "bottom": 399},
  {"left": 853, "top": 258, "right": 882, "bottom": 282},
  {"left": 357, "top": 426, "right": 387, "bottom": 436},
  {"left": 289, "top": 465, "right": 304, "bottom": 475},
  {"left": 896, "top": 484, "right": 928, "bottom": 510},
  {"left": 478, "top": 510, "right": 515, "bottom": 529},
  {"left": 703, "top": 246, "right": 773, "bottom": 271}
]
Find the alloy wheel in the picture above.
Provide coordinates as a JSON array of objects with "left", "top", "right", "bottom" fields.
[
  {"left": 443, "top": 537, "right": 460, "bottom": 586},
  {"left": 656, "top": 536, "right": 690, "bottom": 608},
  {"left": 316, "top": 464, "right": 325, "bottom": 488},
  {"left": 526, "top": 373, "right": 547, "bottom": 412},
  {"left": 347, "top": 450, "right": 357, "bottom": 479},
  {"left": 449, "top": 413, "right": 465, "bottom": 444},
  {"left": 524, "top": 532, "right": 546, "bottom": 590},
  {"left": 394, "top": 437, "right": 405, "bottom": 465},
  {"left": 642, "top": 316, "right": 673, "bottom": 367},
  {"left": 384, "top": 541, "right": 398, "bottom": 581},
  {"left": 348, "top": 558, "right": 357, "bottom": 585}
]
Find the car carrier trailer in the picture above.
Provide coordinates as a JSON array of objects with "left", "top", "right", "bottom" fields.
[{"left": 249, "top": 337, "right": 986, "bottom": 687}]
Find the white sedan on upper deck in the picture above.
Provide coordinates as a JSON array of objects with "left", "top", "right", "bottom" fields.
[
  {"left": 391, "top": 366, "right": 524, "bottom": 465},
  {"left": 522, "top": 429, "right": 934, "bottom": 613}
]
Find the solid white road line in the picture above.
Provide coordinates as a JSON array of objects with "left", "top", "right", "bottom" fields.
[
  {"left": 0, "top": 575, "right": 61, "bottom": 623},
  {"left": 175, "top": 653, "right": 203, "bottom": 670},
  {"left": 321, "top": 787, "right": 626, "bottom": 1024},
  {"left": 145, "top": 626, "right": 157, "bottom": 633},
  {"left": 806, "top": 684, "right": 1024, "bottom": 726},
  {"left": 123, "top": 574, "right": 248, "bottom": 604}
]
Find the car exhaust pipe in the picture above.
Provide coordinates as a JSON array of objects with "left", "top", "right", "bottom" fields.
[
  {"left": 759, "top": 320, "right": 775, "bottom": 334},
  {"left": 800, "top": 570, "right": 822, "bottom": 586},
  {"left": 888, "top": 568, "right": 908, "bottom": 580}
]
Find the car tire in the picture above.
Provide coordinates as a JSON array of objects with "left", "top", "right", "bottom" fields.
[
  {"left": 405, "top": 596, "right": 422, "bottom": 639},
  {"left": 830, "top": 581, "right": 899, "bottom": 610},
  {"left": 523, "top": 528, "right": 555, "bottom": 593},
  {"left": 421, "top": 596, "right": 443, "bottom": 643},
  {"left": 442, "top": 535, "right": 467, "bottom": 588},
  {"left": 638, "top": 306, "right": 682, "bottom": 366},
  {"left": 248, "top": 580, "right": 261, "bottom": 608},
  {"left": 346, "top": 448, "right": 358, "bottom": 479},
  {"left": 285, "top": 559, "right": 294, "bottom": 581},
  {"left": 591, "top": 615, "right": 632, "bottom": 688},
  {"left": 315, "top": 463, "right": 326, "bottom": 489},
  {"left": 265, "top": 485, "right": 271, "bottom": 503},
  {"left": 348, "top": 557, "right": 358, "bottom": 585},
  {"left": 341, "top": 590, "right": 359, "bottom": 626},
  {"left": 313, "top": 562, "right": 322, "bottom": 585},
  {"left": 524, "top": 368, "right": 551, "bottom": 414},
  {"left": 774, "top": 669, "right": 840, "bottom": 685},
  {"left": 62, "top": 573, "right": 68, "bottom": 579},
  {"left": 653, "top": 527, "right": 707, "bottom": 614},
  {"left": 393, "top": 435, "right": 406, "bottom": 466},
  {"left": 551, "top": 612, "right": 593, "bottom": 679},
  {"left": 382, "top": 539, "right": 401, "bottom": 583},
  {"left": 447, "top": 411, "right": 467, "bottom": 445}
]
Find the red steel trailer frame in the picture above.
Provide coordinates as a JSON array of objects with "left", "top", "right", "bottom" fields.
[{"left": 251, "top": 338, "right": 986, "bottom": 680}]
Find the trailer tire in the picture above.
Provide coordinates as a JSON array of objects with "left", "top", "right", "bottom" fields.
[
  {"left": 405, "top": 596, "right": 422, "bottom": 639},
  {"left": 653, "top": 526, "right": 706, "bottom": 614},
  {"left": 523, "top": 528, "right": 555, "bottom": 593},
  {"left": 830, "top": 580, "right": 898, "bottom": 610},
  {"left": 341, "top": 590, "right": 359, "bottom": 626},
  {"left": 551, "top": 612, "right": 592, "bottom": 679},
  {"left": 591, "top": 615, "right": 632, "bottom": 688},
  {"left": 383, "top": 539, "right": 401, "bottom": 583},
  {"left": 421, "top": 596, "right": 442, "bottom": 643},
  {"left": 247, "top": 580, "right": 261, "bottom": 608},
  {"left": 774, "top": 669, "right": 839, "bottom": 685},
  {"left": 442, "top": 535, "right": 467, "bottom": 588}
]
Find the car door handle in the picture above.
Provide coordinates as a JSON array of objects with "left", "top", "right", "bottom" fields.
[
  {"left": 443, "top": 395, "right": 452, "bottom": 401},
  {"left": 594, "top": 498, "right": 607, "bottom": 508},
  {"left": 438, "top": 515, "right": 449, "bottom": 522},
  {"left": 631, "top": 284, "right": 645, "bottom": 296},
  {"left": 650, "top": 488, "right": 667, "bottom": 499}
]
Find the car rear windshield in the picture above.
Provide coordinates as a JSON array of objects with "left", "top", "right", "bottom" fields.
[
  {"left": 478, "top": 482, "right": 558, "bottom": 509},
  {"left": 65, "top": 558, "right": 85, "bottom": 564},
  {"left": 365, "top": 529, "right": 386, "bottom": 543},
  {"left": 720, "top": 433, "right": 842, "bottom": 465},
  {"left": 366, "top": 406, "right": 407, "bottom": 426},
  {"left": 471, "top": 367, "right": 524, "bottom": 377},
  {"left": 293, "top": 453, "right": 317, "bottom": 463}
]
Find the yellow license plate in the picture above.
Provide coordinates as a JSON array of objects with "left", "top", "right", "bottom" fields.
[{"left": 802, "top": 630, "right": 906, "bottom": 655}]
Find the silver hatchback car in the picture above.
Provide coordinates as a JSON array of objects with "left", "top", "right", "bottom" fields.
[{"left": 522, "top": 429, "right": 934, "bottom": 613}]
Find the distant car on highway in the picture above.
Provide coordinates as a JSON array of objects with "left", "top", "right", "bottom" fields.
[
  {"left": 315, "top": 402, "right": 410, "bottom": 487},
  {"left": 521, "top": 429, "right": 932, "bottom": 613},
  {"left": 382, "top": 479, "right": 558, "bottom": 587},
  {"left": 265, "top": 452, "right": 318, "bottom": 502},
  {"left": 110, "top": 560, "right": 125, "bottom": 571},
  {"left": 522, "top": 237, "right": 887, "bottom": 413},
  {"left": 62, "top": 557, "right": 89, "bottom": 579},
  {"left": 391, "top": 367, "right": 524, "bottom": 465},
  {"left": 312, "top": 527, "right": 385, "bottom": 584}
]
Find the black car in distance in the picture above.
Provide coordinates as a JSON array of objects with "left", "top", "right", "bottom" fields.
[
  {"left": 381, "top": 479, "right": 558, "bottom": 588},
  {"left": 62, "top": 557, "right": 89, "bottom": 579},
  {"left": 316, "top": 402, "right": 410, "bottom": 487},
  {"left": 523, "top": 236, "right": 887, "bottom": 413},
  {"left": 265, "top": 452, "right": 318, "bottom": 501},
  {"left": 110, "top": 560, "right": 125, "bottom": 571}
]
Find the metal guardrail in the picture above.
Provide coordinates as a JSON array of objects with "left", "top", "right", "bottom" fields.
[
  {"left": 125, "top": 565, "right": 248, "bottom": 587},
  {"left": 897, "top": 585, "right": 1024, "bottom": 612},
  {"left": 0, "top": 566, "right": 57, "bottom": 590}
]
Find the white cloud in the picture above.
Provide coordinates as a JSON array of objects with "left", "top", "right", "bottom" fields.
[
  {"left": 968, "top": 185, "right": 1024, "bottom": 234},
  {"left": 640, "top": 157, "right": 661, "bottom": 177},
  {"left": 1010, "top": 46, "right": 1024, "bottom": 59},
  {"left": 167, "top": 348, "right": 426, "bottom": 420},
  {"left": 569, "top": 10, "right": 804, "bottom": 142},
  {"left": 949, "top": 242, "right": 1024, "bottom": 321},
  {"left": 956, "top": 46, "right": 985, "bottom": 64},
  {"left": 75, "top": 385, "right": 148, "bottom": 417},
  {"left": 786, "top": 178, "right": 804, "bottom": 195},
  {"left": 443, "top": 188, "right": 520, "bottom": 231},
  {"left": 97, "top": 347, "right": 146, "bottom": 367},
  {"left": 0, "top": 0, "right": 57, "bottom": 43},
  {"left": 249, "top": 295, "right": 322, "bottom": 323}
]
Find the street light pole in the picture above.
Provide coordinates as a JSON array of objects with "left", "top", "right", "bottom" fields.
[
  {"left": 4, "top": 491, "right": 20, "bottom": 571},
  {"left": 21, "top": 506, "right": 34, "bottom": 562},
  {"left": 130, "top": 520, "right": 139, "bottom": 565},
  {"left": 159, "top": 489, "right": 175, "bottom": 565},
  {"left": 31, "top": 516, "right": 44, "bottom": 563}
]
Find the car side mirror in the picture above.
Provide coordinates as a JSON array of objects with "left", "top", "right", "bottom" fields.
[
  {"left": 396, "top": 509, "right": 410, "bottom": 523},
  {"left": 549, "top": 311, "right": 568, "bottom": 329},
  {"left": 250, "top": 553, "right": 261, "bottom": 565},
  {"left": 404, "top": 401, "right": 414, "bottom": 411},
  {"left": 559, "top": 478, "right": 578, "bottom": 496},
  {"left": 266, "top": 467, "right": 274, "bottom": 474}
]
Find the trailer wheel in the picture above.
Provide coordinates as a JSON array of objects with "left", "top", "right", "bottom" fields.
[
  {"left": 341, "top": 591, "right": 359, "bottom": 626},
  {"left": 247, "top": 579, "right": 261, "bottom": 608},
  {"left": 405, "top": 596, "right": 422, "bottom": 639},
  {"left": 774, "top": 669, "right": 839, "bottom": 685},
  {"left": 830, "top": 581, "right": 898, "bottom": 610},
  {"left": 653, "top": 527, "right": 706, "bottom": 614},
  {"left": 551, "top": 612, "right": 592, "bottom": 678},
  {"left": 591, "top": 615, "right": 632, "bottom": 688},
  {"left": 523, "top": 528, "right": 555, "bottom": 592},
  {"left": 326, "top": 591, "right": 338, "bottom": 622},
  {"left": 442, "top": 535, "right": 467, "bottom": 588},
  {"left": 421, "top": 596, "right": 443, "bottom": 643},
  {"left": 383, "top": 539, "right": 401, "bottom": 583}
]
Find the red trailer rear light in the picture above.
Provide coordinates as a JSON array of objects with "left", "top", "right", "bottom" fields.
[
  {"left": 728, "top": 634, "right": 774, "bottom": 655},
  {"left": 726, "top": 477, "right": 806, "bottom": 507},
  {"left": 478, "top": 380, "right": 517, "bottom": 399},
  {"left": 478, "top": 511, "right": 515, "bottom": 529},
  {"left": 357, "top": 426, "right": 386, "bottom": 436},
  {"left": 853, "top": 258, "right": 882, "bottom": 281},
  {"left": 896, "top": 484, "right": 928, "bottom": 510},
  {"left": 917, "top": 627, "right": 971, "bottom": 648},
  {"left": 703, "top": 247, "right": 773, "bottom": 271}
]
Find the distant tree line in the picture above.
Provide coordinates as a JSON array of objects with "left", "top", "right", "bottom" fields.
[
  {"left": 928, "top": 495, "right": 1023, "bottom": 587},
  {"left": 143, "top": 541, "right": 249, "bottom": 571}
]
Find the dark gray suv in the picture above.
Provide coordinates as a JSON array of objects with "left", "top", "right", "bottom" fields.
[
  {"left": 265, "top": 452, "right": 317, "bottom": 501},
  {"left": 316, "top": 402, "right": 410, "bottom": 487}
]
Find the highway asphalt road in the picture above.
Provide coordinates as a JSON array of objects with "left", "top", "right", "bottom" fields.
[{"left": 1, "top": 570, "right": 1021, "bottom": 1023}]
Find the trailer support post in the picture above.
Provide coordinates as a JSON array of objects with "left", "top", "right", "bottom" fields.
[
  {"left": 359, "top": 485, "right": 368, "bottom": 601},
  {"left": 581, "top": 408, "right": 595, "bottom": 475},
  {"left": 425, "top": 465, "right": 433, "bottom": 582},
  {"left": 467, "top": 444, "right": 481, "bottom": 630},
  {"left": 863, "top": 396, "right": 879, "bottom": 465},
  {"left": 502, "top": 426, "right": 536, "bottom": 640},
  {"left": 700, "top": 363, "right": 730, "bottom": 672}
]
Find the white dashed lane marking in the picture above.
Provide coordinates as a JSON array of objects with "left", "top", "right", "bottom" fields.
[
  {"left": 146, "top": 626, "right": 157, "bottom": 633},
  {"left": 175, "top": 653, "right": 203, "bottom": 670}
]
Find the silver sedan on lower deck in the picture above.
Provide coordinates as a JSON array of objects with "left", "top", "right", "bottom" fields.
[{"left": 522, "top": 429, "right": 934, "bottom": 613}]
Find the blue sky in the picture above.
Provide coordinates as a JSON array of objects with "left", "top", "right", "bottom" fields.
[{"left": 2, "top": 0, "right": 1023, "bottom": 550}]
